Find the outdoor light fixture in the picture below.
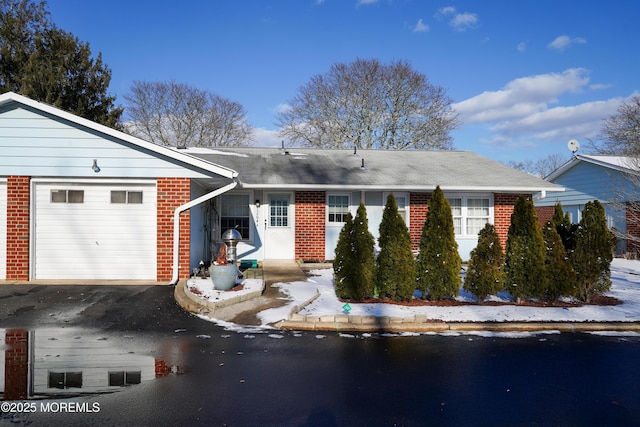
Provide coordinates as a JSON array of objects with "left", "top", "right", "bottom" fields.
[
  {"left": 91, "top": 159, "right": 101, "bottom": 173},
  {"left": 255, "top": 199, "right": 261, "bottom": 208}
]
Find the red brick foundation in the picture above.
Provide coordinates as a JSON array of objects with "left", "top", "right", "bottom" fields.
[{"left": 295, "top": 191, "right": 326, "bottom": 261}]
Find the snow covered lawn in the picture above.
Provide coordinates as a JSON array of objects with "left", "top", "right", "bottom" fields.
[{"left": 256, "top": 258, "right": 640, "bottom": 325}]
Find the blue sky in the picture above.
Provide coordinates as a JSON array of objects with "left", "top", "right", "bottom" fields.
[{"left": 45, "top": 0, "right": 640, "bottom": 164}]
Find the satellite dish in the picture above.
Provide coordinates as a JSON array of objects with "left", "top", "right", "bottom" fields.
[{"left": 567, "top": 139, "right": 580, "bottom": 154}]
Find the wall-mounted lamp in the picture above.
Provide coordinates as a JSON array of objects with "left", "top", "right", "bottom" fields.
[
  {"left": 91, "top": 159, "right": 101, "bottom": 173},
  {"left": 255, "top": 199, "right": 261, "bottom": 208}
]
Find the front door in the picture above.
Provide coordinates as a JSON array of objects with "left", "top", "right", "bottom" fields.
[{"left": 264, "top": 193, "right": 295, "bottom": 259}]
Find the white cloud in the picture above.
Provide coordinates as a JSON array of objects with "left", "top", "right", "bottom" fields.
[
  {"left": 450, "top": 12, "right": 478, "bottom": 31},
  {"left": 548, "top": 35, "right": 587, "bottom": 51},
  {"left": 357, "top": 0, "right": 378, "bottom": 5},
  {"left": 453, "top": 69, "right": 626, "bottom": 149},
  {"left": 436, "top": 6, "right": 456, "bottom": 18},
  {"left": 454, "top": 68, "right": 591, "bottom": 124},
  {"left": 252, "top": 127, "right": 283, "bottom": 147},
  {"left": 413, "top": 18, "right": 429, "bottom": 33},
  {"left": 517, "top": 41, "right": 527, "bottom": 52}
]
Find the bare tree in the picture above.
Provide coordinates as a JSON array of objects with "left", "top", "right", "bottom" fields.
[
  {"left": 276, "top": 58, "right": 459, "bottom": 150},
  {"left": 592, "top": 95, "right": 640, "bottom": 155},
  {"left": 123, "top": 81, "right": 254, "bottom": 148},
  {"left": 505, "top": 152, "right": 570, "bottom": 178}
]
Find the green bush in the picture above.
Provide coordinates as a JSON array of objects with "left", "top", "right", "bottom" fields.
[
  {"left": 571, "top": 200, "right": 613, "bottom": 302},
  {"left": 376, "top": 194, "right": 416, "bottom": 301},
  {"left": 542, "top": 220, "right": 576, "bottom": 301},
  {"left": 416, "top": 186, "right": 462, "bottom": 300},
  {"left": 504, "top": 196, "right": 547, "bottom": 300},
  {"left": 463, "top": 223, "right": 504, "bottom": 302},
  {"left": 333, "top": 212, "right": 354, "bottom": 299}
]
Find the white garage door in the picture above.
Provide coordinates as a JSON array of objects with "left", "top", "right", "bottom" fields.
[
  {"left": 33, "top": 181, "right": 157, "bottom": 280},
  {"left": 0, "top": 179, "right": 6, "bottom": 280}
]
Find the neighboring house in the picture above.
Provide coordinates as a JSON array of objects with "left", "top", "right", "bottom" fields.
[
  {"left": 0, "top": 92, "right": 562, "bottom": 284},
  {"left": 186, "top": 146, "right": 562, "bottom": 263},
  {"left": 0, "top": 92, "right": 237, "bottom": 284},
  {"left": 535, "top": 154, "right": 640, "bottom": 256}
]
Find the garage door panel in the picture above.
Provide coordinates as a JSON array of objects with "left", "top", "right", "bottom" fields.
[{"left": 34, "top": 182, "right": 157, "bottom": 280}]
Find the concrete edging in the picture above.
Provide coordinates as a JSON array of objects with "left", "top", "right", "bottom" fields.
[{"left": 175, "top": 278, "right": 264, "bottom": 314}]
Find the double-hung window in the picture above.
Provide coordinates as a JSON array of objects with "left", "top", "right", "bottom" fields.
[
  {"left": 328, "top": 194, "right": 350, "bottom": 223},
  {"left": 383, "top": 192, "right": 409, "bottom": 223},
  {"left": 446, "top": 195, "right": 492, "bottom": 237}
]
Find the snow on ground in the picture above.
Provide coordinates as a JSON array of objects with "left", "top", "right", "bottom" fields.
[{"left": 256, "top": 259, "right": 640, "bottom": 325}]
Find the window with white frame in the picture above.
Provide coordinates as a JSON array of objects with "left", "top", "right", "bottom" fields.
[
  {"left": 327, "top": 194, "right": 350, "bottom": 223},
  {"left": 446, "top": 195, "right": 492, "bottom": 237},
  {"left": 383, "top": 192, "right": 409, "bottom": 223},
  {"left": 220, "top": 194, "right": 251, "bottom": 239}
]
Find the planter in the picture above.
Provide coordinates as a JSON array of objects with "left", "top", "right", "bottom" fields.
[{"left": 210, "top": 264, "right": 238, "bottom": 291}]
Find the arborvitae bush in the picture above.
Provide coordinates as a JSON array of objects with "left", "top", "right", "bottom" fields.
[
  {"left": 542, "top": 220, "right": 576, "bottom": 301},
  {"left": 504, "top": 196, "right": 547, "bottom": 300},
  {"left": 351, "top": 201, "right": 376, "bottom": 301},
  {"left": 333, "top": 212, "right": 354, "bottom": 299},
  {"left": 463, "top": 223, "right": 504, "bottom": 302},
  {"left": 552, "top": 202, "right": 577, "bottom": 255},
  {"left": 416, "top": 186, "right": 462, "bottom": 300},
  {"left": 376, "top": 194, "right": 416, "bottom": 302},
  {"left": 571, "top": 200, "right": 613, "bottom": 302}
]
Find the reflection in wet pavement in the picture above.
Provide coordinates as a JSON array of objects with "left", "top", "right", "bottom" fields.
[{"left": 1, "top": 328, "right": 185, "bottom": 401}]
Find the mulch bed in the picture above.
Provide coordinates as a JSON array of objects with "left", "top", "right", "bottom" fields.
[{"left": 345, "top": 294, "right": 622, "bottom": 308}]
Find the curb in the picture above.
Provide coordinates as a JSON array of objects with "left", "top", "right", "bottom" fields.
[
  {"left": 276, "top": 318, "right": 640, "bottom": 333},
  {"left": 174, "top": 278, "right": 265, "bottom": 315},
  {"left": 175, "top": 279, "right": 640, "bottom": 334}
]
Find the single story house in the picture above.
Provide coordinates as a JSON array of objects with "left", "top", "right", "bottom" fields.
[
  {"left": 535, "top": 154, "right": 640, "bottom": 256},
  {"left": 185, "top": 146, "right": 563, "bottom": 264},
  {"left": 0, "top": 92, "right": 563, "bottom": 284}
]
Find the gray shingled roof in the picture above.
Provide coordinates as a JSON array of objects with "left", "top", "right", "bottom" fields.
[{"left": 186, "top": 147, "right": 563, "bottom": 192}]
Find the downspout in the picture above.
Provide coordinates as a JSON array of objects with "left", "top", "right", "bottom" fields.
[{"left": 170, "top": 178, "right": 238, "bottom": 285}]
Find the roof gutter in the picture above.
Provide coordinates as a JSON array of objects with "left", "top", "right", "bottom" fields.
[{"left": 170, "top": 178, "right": 238, "bottom": 285}]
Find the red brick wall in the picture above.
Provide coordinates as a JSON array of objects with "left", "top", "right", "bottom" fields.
[
  {"left": 410, "top": 192, "right": 430, "bottom": 251},
  {"left": 536, "top": 206, "right": 555, "bottom": 226},
  {"left": 494, "top": 193, "right": 531, "bottom": 250},
  {"left": 295, "top": 191, "right": 326, "bottom": 262},
  {"left": 6, "top": 177, "right": 30, "bottom": 281},
  {"left": 626, "top": 202, "right": 640, "bottom": 255},
  {"left": 157, "top": 178, "right": 191, "bottom": 281},
  {"left": 4, "top": 329, "right": 29, "bottom": 400}
]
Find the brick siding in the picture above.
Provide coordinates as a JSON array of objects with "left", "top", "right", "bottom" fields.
[
  {"left": 494, "top": 193, "right": 531, "bottom": 250},
  {"left": 626, "top": 201, "right": 640, "bottom": 256},
  {"left": 295, "top": 191, "right": 326, "bottom": 262},
  {"left": 536, "top": 206, "right": 555, "bottom": 226},
  {"left": 156, "top": 178, "right": 191, "bottom": 281},
  {"left": 410, "top": 192, "right": 430, "bottom": 251},
  {"left": 6, "top": 177, "right": 30, "bottom": 281}
]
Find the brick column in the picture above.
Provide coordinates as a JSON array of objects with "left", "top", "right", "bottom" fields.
[
  {"left": 494, "top": 193, "right": 531, "bottom": 250},
  {"left": 157, "top": 178, "right": 191, "bottom": 282},
  {"left": 6, "top": 177, "right": 30, "bottom": 281},
  {"left": 410, "top": 192, "right": 430, "bottom": 251},
  {"left": 535, "top": 206, "right": 555, "bottom": 226},
  {"left": 295, "top": 191, "right": 326, "bottom": 262},
  {"left": 626, "top": 201, "right": 640, "bottom": 256},
  {"left": 5, "top": 329, "right": 29, "bottom": 400}
]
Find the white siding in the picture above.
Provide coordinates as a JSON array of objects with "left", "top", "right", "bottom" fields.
[
  {"left": 33, "top": 181, "right": 157, "bottom": 280},
  {"left": 0, "top": 179, "right": 6, "bottom": 280}
]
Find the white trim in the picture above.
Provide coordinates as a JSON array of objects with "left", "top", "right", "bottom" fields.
[
  {"left": 445, "top": 192, "right": 494, "bottom": 238},
  {"left": 0, "top": 92, "right": 239, "bottom": 180},
  {"left": 326, "top": 193, "right": 351, "bottom": 226}
]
